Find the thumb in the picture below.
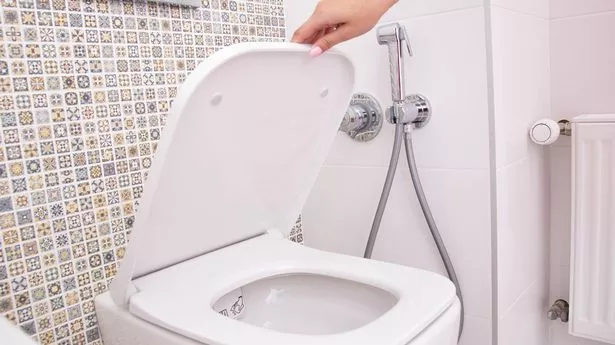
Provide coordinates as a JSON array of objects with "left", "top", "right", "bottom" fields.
[{"left": 311, "top": 25, "right": 352, "bottom": 56}]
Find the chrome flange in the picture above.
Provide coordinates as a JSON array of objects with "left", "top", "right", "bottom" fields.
[{"left": 339, "top": 93, "right": 384, "bottom": 142}]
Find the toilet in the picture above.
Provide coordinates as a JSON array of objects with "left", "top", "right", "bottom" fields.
[
  {"left": 1, "top": 317, "right": 39, "bottom": 345},
  {"left": 95, "top": 42, "right": 461, "bottom": 345}
]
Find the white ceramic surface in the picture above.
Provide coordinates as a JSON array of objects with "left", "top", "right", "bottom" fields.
[
  {"left": 96, "top": 292, "right": 461, "bottom": 345},
  {"left": 96, "top": 232, "right": 460, "bottom": 345},
  {"left": 551, "top": 12, "right": 615, "bottom": 118},
  {"left": 128, "top": 233, "right": 458, "bottom": 345},
  {"left": 490, "top": 5, "right": 551, "bottom": 345},
  {"left": 551, "top": 0, "right": 615, "bottom": 19},
  {"left": 94, "top": 41, "right": 461, "bottom": 345},
  {"left": 109, "top": 42, "right": 355, "bottom": 306},
  {"left": 491, "top": 6, "right": 551, "bottom": 169},
  {"left": 491, "top": 0, "right": 550, "bottom": 19},
  {"left": 221, "top": 274, "right": 397, "bottom": 335},
  {"left": 0, "top": 318, "right": 38, "bottom": 345}
]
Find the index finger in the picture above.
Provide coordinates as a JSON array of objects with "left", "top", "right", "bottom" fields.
[{"left": 291, "top": 16, "right": 325, "bottom": 43}]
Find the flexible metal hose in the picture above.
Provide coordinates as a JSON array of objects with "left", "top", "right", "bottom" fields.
[
  {"left": 403, "top": 125, "right": 464, "bottom": 340},
  {"left": 363, "top": 124, "right": 465, "bottom": 342},
  {"left": 364, "top": 124, "right": 404, "bottom": 259}
]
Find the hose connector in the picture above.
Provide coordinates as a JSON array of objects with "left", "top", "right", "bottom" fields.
[
  {"left": 403, "top": 123, "right": 413, "bottom": 134},
  {"left": 386, "top": 94, "right": 432, "bottom": 129}
]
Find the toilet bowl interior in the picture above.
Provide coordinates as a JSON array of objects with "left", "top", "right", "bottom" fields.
[
  {"left": 126, "top": 236, "right": 457, "bottom": 345},
  {"left": 211, "top": 273, "right": 399, "bottom": 336}
]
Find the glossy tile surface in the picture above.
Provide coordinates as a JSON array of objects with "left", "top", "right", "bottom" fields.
[{"left": 0, "top": 1, "right": 294, "bottom": 344}]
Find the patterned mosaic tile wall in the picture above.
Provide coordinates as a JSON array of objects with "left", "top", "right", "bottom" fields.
[{"left": 0, "top": 0, "right": 299, "bottom": 343}]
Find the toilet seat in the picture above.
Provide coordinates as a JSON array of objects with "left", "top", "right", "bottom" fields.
[
  {"left": 104, "top": 43, "right": 459, "bottom": 345},
  {"left": 110, "top": 43, "right": 357, "bottom": 306},
  {"left": 127, "top": 232, "right": 457, "bottom": 345}
]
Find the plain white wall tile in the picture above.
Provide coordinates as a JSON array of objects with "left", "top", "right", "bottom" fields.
[
  {"left": 551, "top": 12, "right": 615, "bottom": 117},
  {"left": 491, "top": 0, "right": 549, "bottom": 19},
  {"left": 284, "top": 0, "right": 484, "bottom": 27},
  {"left": 499, "top": 279, "right": 550, "bottom": 345},
  {"left": 548, "top": 146, "right": 572, "bottom": 270},
  {"left": 496, "top": 151, "right": 550, "bottom": 317},
  {"left": 372, "top": 167, "right": 493, "bottom": 320},
  {"left": 283, "top": 0, "right": 315, "bottom": 39},
  {"left": 550, "top": 321, "right": 606, "bottom": 345},
  {"left": 549, "top": 264, "right": 570, "bottom": 301},
  {"left": 551, "top": 0, "right": 615, "bottom": 19},
  {"left": 302, "top": 165, "right": 386, "bottom": 257},
  {"left": 397, "top": 9, "right": 490, "bottom": 170},
  {"left": 547, "top": 146, "right": 571, "bottom": 343},
  {"left": 491, "top": 7, "right": 551, "bottom": 168},
  {"left": 381, "top": 0, "right": 483, "bottom": 22},
  {"left": 491, "top": 10, "right": 551, "bottom": 341},
  {"left": 459, "top": 315, "right": 493, "bottom": 345}
]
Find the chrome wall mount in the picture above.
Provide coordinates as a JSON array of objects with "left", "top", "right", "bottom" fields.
[
  {"left": 547, "top": 299, "right": 569, "bottom": 323},
  {"left": 339, "top": 23, "right": 433, "bottom": 141},
  {"left": 339, "top": 93, "right": 384, "bottom": 142},
  {"left": 385, "top": 94, "right": 432, "bottom": 128}
]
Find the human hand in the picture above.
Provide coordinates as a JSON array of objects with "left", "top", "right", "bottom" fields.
[{"left": 291, "top": 0, "right": 398, "bottom": 57}]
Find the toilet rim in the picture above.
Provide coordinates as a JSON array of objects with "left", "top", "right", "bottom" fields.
[
  {"left": 127, "top": 233, "right": 458, "bottom": 345},
  {"left": 202, "top": 243, "right": 406, "bottom": 306}
]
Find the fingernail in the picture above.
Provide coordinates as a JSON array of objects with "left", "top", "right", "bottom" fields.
[{"left": 309, "top": 46, "right": 323, "bottom": 57}]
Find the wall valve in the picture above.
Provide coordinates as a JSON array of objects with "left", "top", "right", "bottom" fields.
[{"left": 547, "top": 299, "right": 569, "bottom": 323}]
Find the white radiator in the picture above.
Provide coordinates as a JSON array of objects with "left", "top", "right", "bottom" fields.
[{"left": 570, "top": 114, "right": 615, "bottom": 344}]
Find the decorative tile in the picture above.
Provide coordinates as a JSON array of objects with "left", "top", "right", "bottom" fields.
[{"left": 1, "top": 0, "right": 292, "bottom": 343}]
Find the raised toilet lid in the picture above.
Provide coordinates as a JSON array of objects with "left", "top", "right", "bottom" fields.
[{"left": 111, "top": 42, "right": 355, "bottom": 305}]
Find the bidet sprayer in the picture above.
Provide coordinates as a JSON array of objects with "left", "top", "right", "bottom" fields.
[
  {"left": 376, "top": 23, "right": 431, "bottom": 128},
  {"left": 377, "top": 23, "right": 413, "bottom": 103}
]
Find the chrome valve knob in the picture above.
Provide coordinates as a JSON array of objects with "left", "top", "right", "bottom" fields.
[{"left": 339, "top": 93, "right": 384, "bottom": 142}]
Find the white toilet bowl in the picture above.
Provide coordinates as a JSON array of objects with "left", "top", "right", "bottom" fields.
[
  {"left": 94, "top": 42, "right": 460, "bottom": 345},
  {"left": 97, "top": 232, "right": 460, "bottom": 345},
  {"left": 1, "top": 317, "right": 39, "bottom": 345}
]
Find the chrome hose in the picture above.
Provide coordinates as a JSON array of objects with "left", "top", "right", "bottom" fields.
[
  {"left": 403, "top": 125, "right": 464, "bottom": 341},
  {"left": 363, "top": 124, "right": 465, "bottom": 342},
  {"left": 364, "top": 124, "right": 404, "bottom": 259}
]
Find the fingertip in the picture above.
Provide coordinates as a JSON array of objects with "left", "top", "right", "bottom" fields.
[{"left": 309, "top": 46, "right": 323, "bottom": 57}]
